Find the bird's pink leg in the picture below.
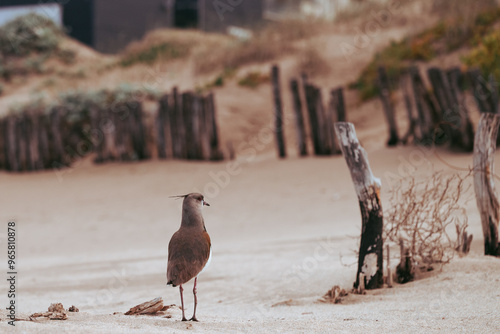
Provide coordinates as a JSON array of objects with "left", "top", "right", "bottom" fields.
[
  {"left": 190, "top": 277, "right": 199, "bottom": 321},
  {"left": 179, "top": 284, "right": 187, "bottom": 321}
]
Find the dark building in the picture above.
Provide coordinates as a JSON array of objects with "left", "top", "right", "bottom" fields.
[{"left": 0, "top": 0, "right": 264, "bottom": 54}]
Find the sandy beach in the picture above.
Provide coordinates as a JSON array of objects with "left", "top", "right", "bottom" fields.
[{"left": 1, "top": 145, "right": 499, "bottom": 333}]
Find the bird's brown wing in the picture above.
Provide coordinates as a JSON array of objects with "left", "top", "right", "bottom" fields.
[{"left": 167, "top": 230, "right": 211, "bottom": 286}]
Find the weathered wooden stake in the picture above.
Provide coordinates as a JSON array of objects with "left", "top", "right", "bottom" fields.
[
  {"left": 206, "top": 93, "right": 223, "bottom": 161},
  {"left": 377, "top": 67, "right": 399, "bottom": 146},
  {"left": 473, "top": 113, "right": 500, "bottom": 256},
  {"left": 335, "top": 122, "right": 384, "bottom": 289},
  {"left": 386, "top": 244, "right": 393, "bottom": 288},
  {"left": 290, "top": 79, "right": 308, "bottom": 156},
  {"left": 400, "top": 75, "right": 417, "bottom": 144},
  {"left": 447, "top": 68, "right": 474, "bottom": 151},
  {"left": 330, "top": 87, "right": 346, "bottom": 122},
  {"left": 271, "top": 65, "right": 287, "bottom": 158},
  {"left": 410, "top": 66, "right": 434, "bottom": 144},
  {"left": 157, "top": 95, "right": 168, "bottom": 159},
  {"left": 468, "top": 69, "right": 497, "bottom": 114},
  {"left": 305, "top": 84, "right": 322, "bottom": 155}
]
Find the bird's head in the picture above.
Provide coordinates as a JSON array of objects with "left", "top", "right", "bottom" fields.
[{"left": 171, "top": 193, "right": 210, "bottom": 210}]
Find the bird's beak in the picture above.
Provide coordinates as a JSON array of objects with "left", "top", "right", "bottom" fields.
[{"left": 203, "top": 200, "right": 210, "bottom": 207}]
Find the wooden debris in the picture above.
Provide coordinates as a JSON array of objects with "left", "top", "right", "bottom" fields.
[
  {"left": 68, "top": 305, "right": 79, "bottom": 312},
  {"left": 125, "top": 297, "right": 164, "bottom": 316},
  {"left": 320, "top": 285, "right": 349, "bottom": 304},
  {"left": 29, "top": 303, "right": 69, "bottom": 321}
]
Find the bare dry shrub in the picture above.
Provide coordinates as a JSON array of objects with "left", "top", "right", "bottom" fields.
[{"left": 385, "top": 171, "right": 471, "bottom": 276}]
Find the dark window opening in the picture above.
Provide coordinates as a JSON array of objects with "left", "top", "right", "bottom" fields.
[{"left": 174, "top": 0, "right": 198, "bottom": 28}]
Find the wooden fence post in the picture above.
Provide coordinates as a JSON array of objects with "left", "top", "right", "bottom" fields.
[
  {"left": 157, "top": 95, "right": 168, "bottom": 159},
  {"left": 4, "top": 115, "right": 19, "bottom": 171},
  {"left": 183, "top": 92, "right": 195, "bottom": 160},
  {"left": 205, "top": 92, "right": 223, "bottom": 160},
  {"left": 315, "top": 88, "right": 332, "bottom": 155},
  {"left": 335, "top": 122, "right": 384, "bottom": 289},
  {"left": 468, "top": 69, "right": 497, "bottom": 114},
  {"left": 38, "top": 113, "right": 51, "bottom": 169},
  {"left": 290, "top": 79, "right": 308, "bottom": 156},
  {"left": 50, "top": 107, "right": 66, "bottom": 167},
  {"left": 271, "top": 65, "right": 287, "bottom": 158},
  {"left": 305, "top": 84, "right": 321, "bottom": 155},
  {"left": 377, "top": 67, "right": 399, "bottom": 146},
  {"left": 400, "top": 75, "right": 417, "bottom": 144},
  {"left": 447, "top": 68, "right": 474, "bottom": 151},
  {"left": 129, "top": 100, "right": 149, "bottom": 160},
  {"left": 473, "top": 113, "right": 500, "bottom": 256},
  {"left": 409, "top": 66, "right": 435, "bottom": 144}
]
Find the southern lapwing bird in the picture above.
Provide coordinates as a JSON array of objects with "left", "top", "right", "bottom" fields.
[{"left": 167, "top": 193, "right": 211, "bottom": 321}]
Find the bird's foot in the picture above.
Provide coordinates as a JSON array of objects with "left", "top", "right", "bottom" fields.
[
  {"left": 181, "top": 317, "right": 188, "bottom": 322},
  {"left": 189, "top": 316, "right": 199, "bottom": 322}
]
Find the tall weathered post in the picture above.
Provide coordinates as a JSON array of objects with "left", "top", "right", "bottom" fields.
[
  {"left": 335, "top": 122, "right": 384, "bottom": 289},
  {"left": 290, "top": 79, "right": 308, "bottom": 157},
  {"left": 473, "top": 113, "right": 500, "bottom": 256},
  {"left": 377, "top": 67, "right": 399, "bottom": 146},
  {"left": 271, "top": 65, "right": 287, "bottom": 158}
]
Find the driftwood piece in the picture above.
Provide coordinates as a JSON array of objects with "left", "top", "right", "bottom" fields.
[
  {"left": 125, "top": 297, "right": 164, "bottom": 315},
  {"left": 290, "top": 79, "right": 308, "bottom": 157},
  {"left": 377, "top": 67, "right": 399, "bottom": 146},
  {"left": 30, "top": 303, "right": 68, "bottom": 321},
  {"left": 271, "top": 65, "right": 287, "bottom": 158},
  {"left": 473, "top": 113, "right": 500, "bottom": 256},
  {"left": 335, "top": 122, "right": 384, "bottom": 289}
]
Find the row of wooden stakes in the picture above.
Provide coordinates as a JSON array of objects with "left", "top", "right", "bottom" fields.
[
  {"left": 0, "top": 89, "right": 224, "bottom": 172},
  {"left": 271, "top": 65, "right": 347, "bottom": 158},
  {"left": 378, "top": 65, "right": 499, "bottom": 151}
]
